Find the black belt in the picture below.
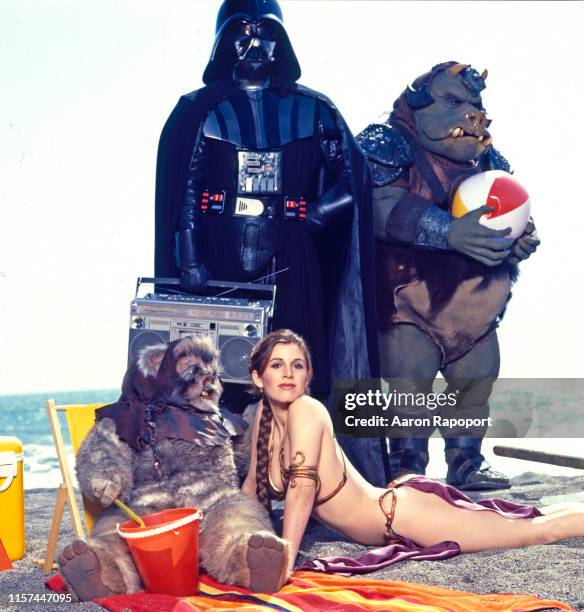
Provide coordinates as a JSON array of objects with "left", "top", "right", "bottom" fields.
[{"left": 198, "top": 191, "right": 308, "bottom": 221}]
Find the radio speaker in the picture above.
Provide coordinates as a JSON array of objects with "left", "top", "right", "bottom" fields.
[
  {"left": 218, "top": 336, "right": 257, "bottom": 382},
  {"left": 128, "top": 329, "right": 170, "bottom": 363}
]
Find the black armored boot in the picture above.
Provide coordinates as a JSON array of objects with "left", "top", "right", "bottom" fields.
[{"left": 445, "top": 437, "right": 510, "bottom": 491}]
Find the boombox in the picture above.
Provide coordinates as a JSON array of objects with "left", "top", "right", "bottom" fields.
[{"left": 128, "top": 278, "right": 275, "bottom": 384}]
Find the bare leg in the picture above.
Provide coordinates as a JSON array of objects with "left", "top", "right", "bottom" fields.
[
  {"left": 199, "top": 492, "right": 290, "bottom": 592},
  {"left": 539, "top": 502, "right": 583, "bottom": 515},
  {"left": 391, "top": 486, "right": 584, "bottom": 553}
]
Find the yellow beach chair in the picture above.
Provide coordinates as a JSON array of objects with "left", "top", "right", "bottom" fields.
[{"left": 43, "top": 400, "right": 106, "bottom": 575}]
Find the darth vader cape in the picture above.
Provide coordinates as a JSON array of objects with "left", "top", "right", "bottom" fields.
[{"left": 154, "top": 78, "right": 389, "bottom": 485}]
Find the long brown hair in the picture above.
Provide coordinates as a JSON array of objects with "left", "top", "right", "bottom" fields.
[{"left": 249, "top": 329, "right": 313, "bottom": 512}]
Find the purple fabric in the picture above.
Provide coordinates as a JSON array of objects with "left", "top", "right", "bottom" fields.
[
  {"left": 300, "top": 476, "right": 541, "bottom": 575},
  {"left": 300, "top": 540, "right": 462, "bottom": 576},
  {"left": 403, "top": 476, "right": 542, "bottom": 519}
]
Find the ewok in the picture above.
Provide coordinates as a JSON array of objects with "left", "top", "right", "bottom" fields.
[{"left": 59, "top": 336, "right": 289, "bottom": 600}]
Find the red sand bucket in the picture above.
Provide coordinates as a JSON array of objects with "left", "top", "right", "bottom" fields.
[{"left": 117, "top": 507, "right": 203, "bottom": 596}]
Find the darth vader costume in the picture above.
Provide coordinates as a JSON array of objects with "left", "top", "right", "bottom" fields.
[{"left": 154, "top": 0, "right": 389, "bottom": 485}]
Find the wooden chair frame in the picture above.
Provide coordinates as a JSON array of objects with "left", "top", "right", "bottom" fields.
[{"left": 43, "top": 399, "right": 104, "bottom": 575}]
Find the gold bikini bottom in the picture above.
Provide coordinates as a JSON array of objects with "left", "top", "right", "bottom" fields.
[{"left": 378, "top": 474, "right": 416, "bottom": 544}]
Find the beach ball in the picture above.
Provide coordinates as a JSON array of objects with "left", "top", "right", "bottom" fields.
[{"left": 452, "top": 170, "right": 531, "bottom": 239}]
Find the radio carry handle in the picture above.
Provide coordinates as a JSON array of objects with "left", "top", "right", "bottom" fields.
[{"left": 135, "top": 277, "right": 276, "bottom": 303}]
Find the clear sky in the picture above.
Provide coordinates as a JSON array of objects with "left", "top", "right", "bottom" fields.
[{"left": 1, "top": 1, "right": 583, "bottom": 395}]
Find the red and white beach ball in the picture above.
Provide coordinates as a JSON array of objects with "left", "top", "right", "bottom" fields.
[{"left": 452, "top": 170, "right": 531, "bottom": 239}]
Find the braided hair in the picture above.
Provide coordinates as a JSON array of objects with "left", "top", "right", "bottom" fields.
[
  {"left": 249, "top": 329, "right": 313, "bottom": 513},
  {"left": 255, "top": 397, "right": 274, "bottom": 512}
]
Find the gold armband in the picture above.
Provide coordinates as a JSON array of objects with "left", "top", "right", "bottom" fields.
[{"left": 285, "top": 451, "right": 321, "bottom": 495}]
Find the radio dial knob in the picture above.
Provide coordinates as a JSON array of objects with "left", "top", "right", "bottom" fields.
[
  {"left": 245, "top": 325, "right": 257, "bottom": 337},
  {"left": 134, "top": 317, "right": 145, "bottom": 329}
]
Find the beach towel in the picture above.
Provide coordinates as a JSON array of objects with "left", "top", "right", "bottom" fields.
[{"left": 46, "top": 570, "right": 573, "bottom": 611}]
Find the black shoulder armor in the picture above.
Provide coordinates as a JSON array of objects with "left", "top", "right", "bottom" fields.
[
  {"left": 480, "top": 145, "right": 512, "bottom": 173},
  {"left": 318, "top": 99, "right": 339, "bottom": 136},
  {"left": 356, "top": 123, "right": 413, "bottom": 187}
]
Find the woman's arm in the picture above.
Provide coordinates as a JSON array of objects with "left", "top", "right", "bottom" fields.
[
  {"left": 241, "top": 401, "right": 263, "bottom": 498},
  {"left": 282, "top": 397, "right": 326, "bottom": 573}
]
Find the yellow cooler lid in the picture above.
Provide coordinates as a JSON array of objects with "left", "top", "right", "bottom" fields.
[{"left": 0, "top": 436, "right": 23, "bottom": 454}]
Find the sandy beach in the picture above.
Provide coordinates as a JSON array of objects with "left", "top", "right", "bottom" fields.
[{"left": 0, "top": 472, "right": 582, "bottom": 611}]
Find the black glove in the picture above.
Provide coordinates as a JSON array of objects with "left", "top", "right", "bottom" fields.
[
  {"left": 447, "top": 206, "right": 515, "bottom": 266},
  {"left": 175, "top": 227, "right": 209, "bottom": 294},
  {"left": 307, "top": 183, "right": 353, "bottom": 234},
  {"left": 179, "top": 265, "right": 209, "bottom": 294}
]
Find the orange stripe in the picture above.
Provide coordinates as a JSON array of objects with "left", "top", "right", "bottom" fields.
[{"left": 179, "top": 571, "right": 573, "bottom": 612}]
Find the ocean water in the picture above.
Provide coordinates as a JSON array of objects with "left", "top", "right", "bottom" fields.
[{"left": 0, "top": 390, "right": 119, "bottom": 489}]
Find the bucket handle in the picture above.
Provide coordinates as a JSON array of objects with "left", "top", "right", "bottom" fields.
[{"left": 117, "top": 509, "right": 203, "bottom": 540}]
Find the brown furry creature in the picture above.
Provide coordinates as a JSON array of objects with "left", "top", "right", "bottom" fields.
[{"left": 59, "top": 336, "right": 290, "bottom": 601}]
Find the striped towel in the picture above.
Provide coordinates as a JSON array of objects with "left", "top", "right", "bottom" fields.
[
  {"left": 174, "top": 571, "right": 573, "bottom": 612},
  {"left": 49, "top": 570, "right": 571, "bottom": 611}
]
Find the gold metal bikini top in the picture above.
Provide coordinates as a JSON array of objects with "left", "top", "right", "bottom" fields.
[{"left": 268, "top": 441, "right": 347, "bottom": 507}]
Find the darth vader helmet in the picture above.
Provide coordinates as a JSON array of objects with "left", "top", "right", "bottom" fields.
[{"left": 202, "top": 0, "right": 301, "bottom": 84}]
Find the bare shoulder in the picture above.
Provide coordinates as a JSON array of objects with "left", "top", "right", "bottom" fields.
[{"left": 288, "top": 396, "right": 330, "bottom": 427}]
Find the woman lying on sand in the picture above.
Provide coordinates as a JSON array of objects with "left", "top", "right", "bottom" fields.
[{"left": 241, "top": 329, "right": 584, "bottom": 576}]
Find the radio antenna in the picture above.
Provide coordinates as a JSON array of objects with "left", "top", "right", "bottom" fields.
[{"left": 215, "top": 267, "right": 290, "bottom": 297}]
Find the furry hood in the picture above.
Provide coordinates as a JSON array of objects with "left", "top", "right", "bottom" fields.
[{"left": 96, "top": 337, "right": 247, "bottom": 453}]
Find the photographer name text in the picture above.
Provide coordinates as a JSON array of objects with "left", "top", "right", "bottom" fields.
[{"left": 345, "top": 414, "right": 493, "bottom": 428}]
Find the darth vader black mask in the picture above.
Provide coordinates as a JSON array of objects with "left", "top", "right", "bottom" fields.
[{"left": 203, "top": 0, "right": 300, "bottom": 85}]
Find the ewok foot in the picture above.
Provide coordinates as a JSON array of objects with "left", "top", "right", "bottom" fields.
[
  {"left": 246, "top": 533, "right": 290, "bottom": 593},
  {"left": 58, "top": 540, "right": 114, "bottom": 602}
]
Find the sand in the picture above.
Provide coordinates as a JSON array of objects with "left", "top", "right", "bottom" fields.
[{"left": 0, "top": 472, "right": 582, "bottom": 611}]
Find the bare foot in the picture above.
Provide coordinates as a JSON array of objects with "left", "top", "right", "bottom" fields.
[
  {"left": 58, "top": 540, "right": 114, "bottom": 602},
  {"left": 246, "top": 533, "right": 289, "bottom": 593}
]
